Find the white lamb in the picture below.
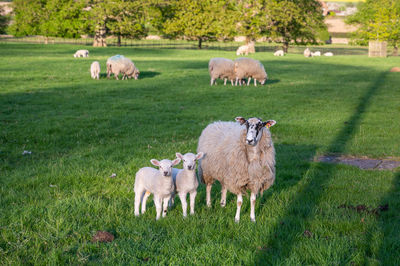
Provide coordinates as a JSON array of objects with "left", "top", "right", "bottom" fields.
[
  {"left": 236, "top": 41, "right": 255, "bottom": 56},
  {"left": 134, "top": 157, "right": 181, "bottom": 220},
  {"left": 324, "top": 52, "right": 334, "bottom": 56},
  {"left": 197, "top": 117, "right": 276, "bottom": 222},
  {"left": 171, "top": 152, "right": 204, "bottom": 217},
  {"left": 311, "top": 51, "right": 321, "bottom": 57},
  {"left": 74, "top": 49, "right": 89, "bottom": 58},
  {"left": 90, "top": 61, "right": 100, "bottom": 80},
  {"left": 303, "top": 48, "right": 311, "bottom": 57},
  {"left": 234, "top": 58, "right": 267, "bottom": 86},
  {"left": 208, "top": 58, "right": 236, "bottom": 86},
  {"left": 273, "top": 50, "right": 284, "bottom": 56}
]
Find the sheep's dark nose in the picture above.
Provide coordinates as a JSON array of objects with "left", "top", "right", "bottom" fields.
[
  {"left": 164, "top": 171, "right": 169, "bottom": 176},
  {"left": 246, "top": 139, "right": 254, "bottom": 144}
]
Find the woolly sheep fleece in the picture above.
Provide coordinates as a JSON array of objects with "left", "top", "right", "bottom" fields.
[
  {"left": 208, "top": 58, "right": 236, "bottom": 83},
  {"left": 234, "top": 58, "right": 268, "bottom": 83},
  {"left": 90, "top": 61, "right": 100, "bottom": 80},
  {"left": 197, "top": 121, "right": 275, "bottom": 195}
]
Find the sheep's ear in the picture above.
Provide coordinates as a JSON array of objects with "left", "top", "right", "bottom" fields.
[
  {"left": 263, "top": 120, "right": 276, "bottom": 128},
  {"left": 235, "top": 117, "right": 247, "bottom": 125},
  {"left": 150, "top": 159, "right": 160, "bottom": 167},
  {"left": 171, "top": 158, "right": 181, "bottom": 166},
  {"left": 195, "top": 152, "right": 204, "bottom": 160},
  {"left": 176, "top": 153, "right": 183, "bottom": 160}
]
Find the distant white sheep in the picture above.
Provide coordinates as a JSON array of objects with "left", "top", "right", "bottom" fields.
[
  {"left": 324, "top": 52, "right": 334, "bottom": 56},
  {"left": 90, "top": 61, "right": 100, "bottom": 80},
  {"left": 234, "top": 58, "right": 267, "bottom": 86},
  {"left": 236, "top": 41, "right": 255, "bottom": 56},
  {"left": 311, "top": 51, "right": 321, "bottom": 57},
  {"left": 74, "top": 49, "right": 89, "bottom": 58},
  {"left": 304, "top": 48, "right": 311, "bottom": 58},
  {"left": 134, "top": 157, "right": 181, "bottom": 220},
  {"left": 208, "top": 58, "right": 236, "bottom": 86},
  {"left": 274, "top": 50, "right": 284, "bottom": 56},
  {"left": 197, "top": 117, "right": 276, "bottom": 222},
  {"left": 171, "top": 152, "right": 204, "bottom": 217}
]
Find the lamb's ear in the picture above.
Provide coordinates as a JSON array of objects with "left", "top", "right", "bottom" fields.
[
  {"left": 176, "top": 153, "right": 183, "bottom": 160},
  {"left": 235, "top": 117, "right": 247, "bottom": 125},
  {"left": 195, "top": 152, "right": 204, "bottom": 160},
  {"left": 263, "top": 120, "right": 276, "bottom": 128},
  {"left": 150, "top": 159, "right": 160, "bottom": 167},
  {"left": 171, "top": 158, "right": 181, "bottom": 166}
]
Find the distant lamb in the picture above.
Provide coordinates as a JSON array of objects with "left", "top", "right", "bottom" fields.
[
  {"left": 324, "top": 52, "right": 334, "bottom": 56},
  {"left": 90, "top": 61, "right": 100, "bottom": 80},
  {"left": 171, "top": 152, "right": 204, "bottom": 217},
  {"left": 236, "top": 41, "right": 255, "bottom": 56},
  {"left": 134, "top": 157, "right": 181, "bottom": 220},
  {"left": 208, "top": 58, "right": 236, "bottom": 86},
  {"left": 311, "top": 51, "right": 321, "bottom": 57},
  {"left": 197, "top": 117, "right": 276, "bottom": 222},
  {"left": 274, "top": 50, "right": 284, "bottom": 56},
  {"left": 303, "top": 48, "right": 311, "bottom": 57},
  {"left": 74, "top": 49, "right": 89, "bottom": 58},
  {"left": 234, "top": 58, "right": 267, "bottom": 86},
  {"left": 107, "top": 55, "right": 140, "bottom": 80}
]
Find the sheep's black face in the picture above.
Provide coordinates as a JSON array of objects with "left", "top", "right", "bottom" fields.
[{"left": 235, "top": 117, "right": 276, "bottom": 146}]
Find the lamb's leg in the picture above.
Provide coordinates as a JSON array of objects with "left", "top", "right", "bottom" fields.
[
  {"left": 224, "top": 78, "right": 227, "bottom": 85},
  {"left": 169, "top": 192, "right": 175, "bottom": 207},
  {"left": 134, "top": 189, "right": 145, "bottom": 216},
  {"left": 250, "top": 192, "right": 257, "bottom": 222},
  {"left": 210, "top": 78, "right": 214, "bottom": 85},
  {"left": 234, "top": 193, "right": 243, "bottom": 223},
  {"left": 179, "top": 192, "right": 188, "bottom": 217},
  {"left": 220, "top": 186, "right": 227, "bottom": 207},
  {"left": 247, "top": 77, "right": 251, "bottom": 86},
  {"left": 206, "top": 184, "right": 212, "bottom": 207},
  {"left": 154, "top": 196, "right": 162, "bottom": 220},
  {"left": 254, "top": 79, "right": 257, "bottom": 86},
  {"left": 189, "top": 191, "right": 197, "bottom": 215},
  {"left": 141, "top": 191, "right": 151, "bottom": 214},
  {"left": 162, "top": 197, "right": 170, "bottom": 218}
]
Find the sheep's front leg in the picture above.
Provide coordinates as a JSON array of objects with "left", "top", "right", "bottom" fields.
[
  {"left": 254, "top": 79, "right": 257, "bottom": 86},
  {"left": 235, "top": 77, "right": 239, "bottom": 86},
  {"left": 230, "top": 79, "right": 234, "bottom": 86},
  {"left": 247, "top": 77, "right": 251, "bottom": 86},
  {"left": 162, "top": 197, "right": 170, "bottom": 218},
  {"left": 235, "top": 193, "right": 243, "bottom": 223},
  {"left": 210, "top": 78, "right": 215, "bottom": 85},
  {"left": 250, "top": 192, "right": 257, "bottom": 222},
  {"left": 206, "top": 184, "right": 212, "bottom": 207},
  {"left": 189, "top": 191, "right": 197, "bottom": 215},
  {"left": 141, "top": 191, "right": 151, "bottom": 214},
  {"left": 179, "top": 192, "right": 188, "bottom": 217},
  {"left": 134, "top": 190, "right": 144, "bottom": 216},
  {"left": 224, "top": 78, "right": 227, "bottom": 85},
  {"left": 154, "top": 196, "right": 162, "bottom": 220},
  {"left": 220, "top": 186, "right": 227, "bottom": 207}
]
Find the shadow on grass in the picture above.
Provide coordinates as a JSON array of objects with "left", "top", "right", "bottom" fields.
[{"left": 255, "top": 71, "right": 388, "bottom": 264}]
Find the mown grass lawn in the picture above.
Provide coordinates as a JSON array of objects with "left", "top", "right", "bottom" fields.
[{"left": 0, "top": 43, "right": 399, "bottom": 265}]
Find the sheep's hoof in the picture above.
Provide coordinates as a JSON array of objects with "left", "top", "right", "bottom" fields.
[
  {"left": 207, "top": 203, "right": 211, "bottom": 208},
  {"left": 135, "top": 213, "right": 139, "bottom": 217},
  {"left": 235, "top": 218, "right": 240, "bottom": 223},
  {"left": 251, "top": 218, "right": 256, "bottom": 223},
  {"left": 220, "top": 202, "right": 226, "bottom": 207}
]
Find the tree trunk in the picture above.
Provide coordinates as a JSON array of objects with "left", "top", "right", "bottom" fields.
[
  {"left": 117, "top": 35, "right": 121, "bottom": 47},
  {"left": 44, "top": 36, "right": 48, "bottom": 45},
  {"left": 198, "top": 38, "right": 202, "bottom": 49},
  {"left": 93, "top": 24, "right": 107, "bottom": 47},
  {"left": 393, "top": 45, "right": 398, "bottom": 56},
  {"left": 283, "top": 41, "right": 289, "bottom": 53}
]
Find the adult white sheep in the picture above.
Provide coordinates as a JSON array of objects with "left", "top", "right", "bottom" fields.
[
  {"left": 236, "top": 41, "right": 255, "bottom": 56},
  {"left": 234, "top": 58, "right": 267, "bottom": 86},
  {"left": 74, "top": 49, "right": 89, "bottom": 58},
  {"left": 303, "top": 48, "right": 311, "bottom": 57},
  {"left": 134, "top": 157, "right": 181, "bottom": 220},
  {"left": 107, "top": 55, "right": 140, "bottom": 80},
  {"left": 324, "top": 52, "right": 334, "bottom": 56},
  {"left": 197, "top": 116, "right": 276, "bottom": 222},
  {"left": 90, "top": 61, "right": 100, "bottom": 80},
  {"left": 171, "top": 152, "right": 204, "bottom": 217},
  {"left": 273, "top": 50, "right": 284, "bottom": 56},
  {"left": 311, "top": 51, "right": 321, "bottom": 57},
  {"left": 208, "top": 58, "right": 236, "bottom": 86}
]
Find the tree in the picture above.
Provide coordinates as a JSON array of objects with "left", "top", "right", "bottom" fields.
[
  {"left": 0, "top": 6, "right": 11, "bottom": 34},
  {"left": 347, "top": 0, "right": 400, "bottom": 56},
  {"left": 163, "top": 0, "right": 236, "bottom": 49},
  {"left": 9, "top": 0, "right": 43, "bottom": 37}
]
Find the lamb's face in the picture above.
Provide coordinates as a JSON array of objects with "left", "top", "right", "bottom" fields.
[
  {"left": 176, "top": 152, "right": 204, "bottom": 171},
  {"left": 235, "top": 117, "right": 276, "bottom": 146},
  {"left": 151, "top": 158, "right": 181, "bottom": 177}
]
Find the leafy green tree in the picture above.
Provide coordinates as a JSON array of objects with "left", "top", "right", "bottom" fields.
[
  {"left": 0, "top": 6, "right": 11, "bottom": 34},
  {"left": 163, "top": 0, "right": 236, "bottom": 49},
  {"left": 9, "top": 0, "right": 43, "bottom": 37},
  {"left": 347, "top": 0, "right": 400, "bottom": 55}
]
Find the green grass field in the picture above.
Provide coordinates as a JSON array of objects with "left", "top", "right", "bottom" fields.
[{"left": 0, "top": 43, "right": 399, "bottom": 265}]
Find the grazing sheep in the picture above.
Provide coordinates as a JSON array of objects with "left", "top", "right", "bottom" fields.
[
  {"left": 134, "top": 157, "right": 181, "bottom": 220},
  {"left": 171, "top": 152, "right": 204, "bottom": 217},
  {"left": 106, "top": 55, "right": 140, "bottom": 80},
  {"left": 208, "top": 58, "right": 236, "bottom": 86},
  {"left": 274, "top": 50, "right": 284, "bottom": 56},
  {"left": 304, "top": 48, "right": 311, "bottom": 57},
  {"left": 311, "top": 51, "right": 321, "bottom": 57},
  {"left": 197, "top": 117, "right": 276, "bottom": 222},
  {"left": 324, "top": 52, "right": 334, "bottom": 56},
  {"left": 236, "top": 41, "right": 255, "bottom": 56},
  {"left": 74, "top": 49, "right": 89, "bottom": 58},
  {"left": 90, "top": 61, "right": 100, "bottom": 80},
  {"left": 234, "top": 58, "right": 267, "bottom": 86}
]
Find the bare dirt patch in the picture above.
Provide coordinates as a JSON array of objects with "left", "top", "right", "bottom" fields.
[
  {"left": 390, "top": 67, "right": 400, "bottom": 72},
  {"left": 316, "top": 155, "right": 400, "bottom": 170}
]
